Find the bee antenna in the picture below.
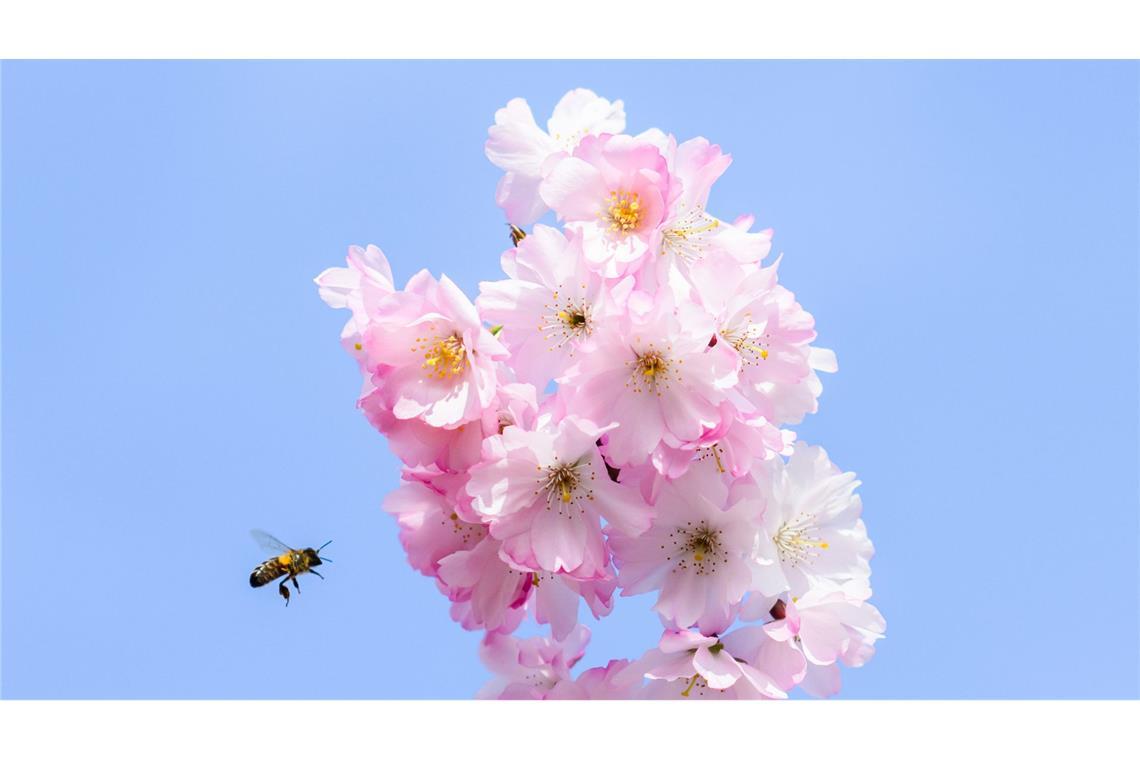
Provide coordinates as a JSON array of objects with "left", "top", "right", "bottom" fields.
[{"left": 317, "top": 540, "right": 333, "bottom": 552}]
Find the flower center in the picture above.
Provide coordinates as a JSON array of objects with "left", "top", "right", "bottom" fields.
[
  {"left": 686, "top": 526, "right": 720, "bottom": 563},
  {"left": 418, "top": 333, "right": 466, "bottom": 380},
  {"left": 720, "top": 317, "right": 770, "bottom": 365},
  {"left": 605, "top": 190, "right": 643, "bottom": 234},
  {"left": 538, "top": 459, "right": 595, "bottom": 510},
  {"left": 773, "top": 515, "right": 830, "bottom": 567},
  {"left": 561, "top": 309, "right": 588, "bottom": 328},
  {"left": 664, "top": 520, "right": 727, "bottom": 576},
  {"left": 539, "top": 291, "right": 593, "bottom": 350},
  {"left": 548, "top": 464, "right": 579, "bottom": 503},
  {"left": 626, "top": 345, "right": 676, "bottom": 395},
  {"left": 639, "top": 352, "right": 666, "bottom": 376}
]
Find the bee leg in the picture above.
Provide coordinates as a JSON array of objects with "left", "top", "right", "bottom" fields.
[
  {"left": 310, "top": 569, "right": 325, "bottom": 580},
  {"left": 292, "top": 576, "right": 301, "bottom": 594},
  {"left": 278, "top": 579, "right": 291, "bottom": 606}
]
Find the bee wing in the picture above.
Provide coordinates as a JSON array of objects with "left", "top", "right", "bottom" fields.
[{"left": 250, "top": 529, "right": 293, "bottom": 554}]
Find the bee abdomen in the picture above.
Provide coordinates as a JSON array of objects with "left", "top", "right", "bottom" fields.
[{"left": 250, "top": 559, "right": 286, "bottom": 587}]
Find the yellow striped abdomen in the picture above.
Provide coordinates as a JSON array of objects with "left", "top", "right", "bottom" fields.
[{"left": 249, "top": 557, "right": 289, "bottom": 587}]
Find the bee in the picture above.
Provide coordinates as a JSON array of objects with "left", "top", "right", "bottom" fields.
[
  {"left": 249, "top": 529, "right": 332, "bottom": 606},
  {"left": 508, "top": 223, "right": 527, "bottom": 247}
]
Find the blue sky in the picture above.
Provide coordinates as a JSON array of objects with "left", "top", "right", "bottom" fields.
[{"left": 2, "top": 61, "right": 1137, "bottom": 698}]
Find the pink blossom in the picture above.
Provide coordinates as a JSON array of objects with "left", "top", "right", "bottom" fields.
[
  {"left": 477, "top": 225, "right": 616, "bottom": 389},
  {"left": 466, "top": 414, "right": 651, "bottom": 580},
  {"left": 608, "top": 463, "right": 764, "bottom": 633},
  {"left": 744, "top": 442, "right": 873, "bottom": 602},
  {"left": 560, "top": 295, "right": 739, "bottom": 469},
  {"left": 314, "top": 244, "right": 395, "bottom": 365},
  {"left": 380, "top": 469, "right": 523, "bottom": 633},
  {"left": 763, "top": 581, "right": 886, "bottom": 698},
  {"left": 360, "top": 270, "right": 507, "bottom": 428},
  {"left": 319, "top": 88, "right": 883, "bottom": 699},
  {"left": 382, "top": 475, "right": 487, "bottom": 578},
  {"left": 719, "top": 622, "right": 807, "bottom": 693},
  {"left": 486, "top": 89, "right": 625, "bottom": 225},
  {"left": 437, "top": 535, "right": 531, "bottom": 634},
  {"left": 388, "top": 462, "right": 619, "bottom": 638},
  {"left": 634, "top": 629, "right": 787, "bottom": 700},
  {"left": 382, "top": 470, "right": 527, "bottom": 633},
  {"left": 477, "top": 625, "right": 591, "bottom": 699},
  {"left": 529, "top": 570, "right": 617, "bottom": 642},
  {"left": 540, "top": 133, "right": 678, "bottom": 277},
  {"left": 690, "top": 254, "right": 837, "bottom": 427}
]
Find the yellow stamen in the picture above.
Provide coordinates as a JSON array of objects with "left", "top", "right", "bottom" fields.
[
  {"left": 420, "top": 334, "right": 466, "bottom": 379},
  {"left": 661, "top": 206, "right": 720, "bottom": 263},
  {"left": 353, "top": 342, "right": 363, "bottom": 351},
  {"left": 627, "top": 346, "right": 674, "bottom": 395},
  {"left": 543, "top": 461, "right": 584, "bottom": 507},
  {"left": 687, "top": 527, "right": 719, "bottom": 566},
  {"left": 680, "top": 674, "right": 700, "bottom": 698},
  {"left": 668, "top": 218, "right": 720, "bottom": 241},
  {"left": 606, "top": 190, "right": 643, "bottom": 234},
  {"left": 640, "top": 353, "right": 666, "bottom": 377},
  {"left": 720, "top": 319, "right": 771, "bottom": 366},
  {"left": 773, "top": 517, "right": 831, "bottom": 568},
  {"left": 556, "top": 310, "right": 588, "bottom": 329}
]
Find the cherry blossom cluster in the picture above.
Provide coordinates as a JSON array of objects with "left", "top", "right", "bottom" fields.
[{"left": 316, "top": 89, "right": 885, "bottom": 699}]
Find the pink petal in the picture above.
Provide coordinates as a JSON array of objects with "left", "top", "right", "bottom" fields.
[
  {"left": 693, "top": 647, "right": 742, "bottom": 690},
  {"left": 496, "top": 172, "right": 549, "bottom": 226},
  {"left": 539, "top": 157, "right": 607, "bottom": 221},
  {"left": 485, "top": 97, "right": 558, "bottom": 175},
  {"left": 659, "top": 629, "right": 717, "bottom": 654},
  {"left": 530, "top": 502, "right": 588, "bottom": 574}
]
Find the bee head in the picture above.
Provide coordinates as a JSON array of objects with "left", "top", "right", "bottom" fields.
[{"left": 308, "top": 540, "right": 333, "bottom": 565}]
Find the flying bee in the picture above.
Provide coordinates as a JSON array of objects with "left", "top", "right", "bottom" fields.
[
  {"left": 249, "top": 529, "right": 332, "bottom": 606},
  {"left": 508, "top": 223, "right": 527, "bottom": 247}
]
